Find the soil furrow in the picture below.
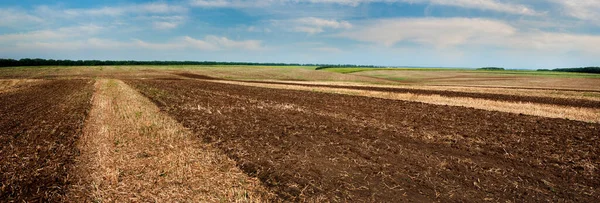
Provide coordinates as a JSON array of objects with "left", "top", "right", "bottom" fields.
[
  {"left": 0, "top": 79, "right": 94, "bottom": 202},
  {"left": 127, "top": 79, "right": 600, "bottom": 202},
  {"left": 238, "top": 80, "right": 600, "bottom": 108},
  {"left": 175, "top": 73, "right": 600, "bottom": 108}
]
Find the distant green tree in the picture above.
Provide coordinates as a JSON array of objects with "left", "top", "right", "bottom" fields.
[
  {"left": 550, "top": 67, "right": 600, "bottom": 74},
  {"left": 477, "top": 67, "right": 505, "bottom": 71},
  {"left": 0, "top": 58, "right": 319, "bottom": 67}
]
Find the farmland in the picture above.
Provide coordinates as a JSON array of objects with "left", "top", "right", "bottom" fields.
[{"left": 0, "top": 66, "right": 599, "bottom": 202}]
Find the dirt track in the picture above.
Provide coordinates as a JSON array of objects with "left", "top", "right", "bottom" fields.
[
  {"left": 0, "top": 79, "right": 93, "bottom": 202},
  {"left": 127, "top": 78, "right": 600, "bottom": 202}
]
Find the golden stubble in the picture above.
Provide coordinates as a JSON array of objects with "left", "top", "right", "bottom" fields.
[
  {"left": 68, "top": 79, "right": 273, "bottom": 202},
  {"left": 0, "top": 79, "right": 42, "bottom": 94},
  {"left": 216, "top": 80, "right": 600, "bottom": 123},
  {"left": 240, "top": 79, "right": 600, "bottom": 102}
]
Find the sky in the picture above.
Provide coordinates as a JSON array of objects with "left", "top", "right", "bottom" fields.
[{"left": 0, "top": 0, "right": 599, "bottom": 69}]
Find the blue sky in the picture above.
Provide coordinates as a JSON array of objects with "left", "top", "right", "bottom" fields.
[{"left": 0, "top": 0, "right": 599, "bottom": 69}]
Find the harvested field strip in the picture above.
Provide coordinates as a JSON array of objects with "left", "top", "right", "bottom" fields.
[
  {"left": 0, "top": 79, "right": 43, "bottom": 94},
  {"left": 127, "top": 79, "right": 600, "bottom": 202},
  {"left": 235, "top": 80, "right": 600, "bottom": 108},
  {"left": 68, "top": 79, "right": 272, "bottom": 202},
  {"left": 216, "top": 80, "right": 600, "bottom": 123},
  {"left": 431, "top": 84, "right": 600, "bottom": 93},
  {"left": 0, "top": 79, "right": 94, "bottom": 202},
  {"left": 240, "top": 80, "right": 600, "bottom": 102}
]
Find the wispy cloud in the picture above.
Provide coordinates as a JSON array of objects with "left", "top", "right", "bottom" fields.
[
  {"left": 58, "top": 2, "right": 188, "bottom": 17},
  {"left": 337, "top": 17, "right": 600, "bottom": 54},
  {"left": 549, "top": 0, "right": 600, "bottom": 23},
  {"left": 0, "top": 8, "right": 45, "bottom": 27},
  {"left": 274, "top": 17, "right": 352, "bottom": 34},
  {"left": 313, "top": 47, "right": 343, "bottom": 52},
  {"left": 152, "top": 21, "right": 180, "bottom": 30},
  {"left": 338, "top": 18, "right": 516, "bottom": 47},
  {"left": 29, "top": 2, "right": 188, "bottom": 32},
  {"left": 204, "top": 35, "right": 264, "bottom": 50},
  {"left": 189, "top": 0, "right": 541, "bottom": 15},
  {"left": 0, "top": 25, "right": 104, "bottom": 42},
  {"left": 143, "top": 15, "right": 187, "bottom": 30},
  {"left": 189, "top": 0, "right": 272, "bottom": 8},
  {"left": 0, "top": 0, "right": 597, "bottom": 68},
  {"left": 5, "top": 32, "right": 264, "bottom": 51},
  {"left": 423, "top": 0, "right": 542, "bottom": 16}
]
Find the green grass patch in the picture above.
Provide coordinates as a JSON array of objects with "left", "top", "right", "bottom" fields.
[
  {"left": 583, "top": 93, "right": 600, "bottom": 98},
  {"left": 473, "top": 70, "right": 600, "bottom": 78},
  {"left": 318, "top": 67, "right": 600, "bottom": 78},
  {"left": 319, "top": 67, "right": 469, "bottom": 74}
]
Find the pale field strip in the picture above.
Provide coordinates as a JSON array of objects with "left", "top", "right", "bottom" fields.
[
  {"left": 240, "top": 79, "right": 600, "bottom": 102},
  {"left": 0, "top": 79, "right": 42, "bottom": 94},
  {"left": 215, "top": 80, "right": 600, "bottom": 123},
  {"left": 68, "top": 79, "right": 271, "bottom": 202}
]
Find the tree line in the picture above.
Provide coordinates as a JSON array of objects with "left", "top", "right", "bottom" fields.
[
  {"left": 0, "top": 58, "right": 376, "bottom": 68},
  {"left": 477, "top": 67, "right": 505, "bottom": 71},
  {"left": 537, "top": 67, "right": 600, "bottom": 74}
]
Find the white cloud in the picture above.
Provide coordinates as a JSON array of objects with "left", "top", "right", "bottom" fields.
[
  {"left": 132, "top": 39, "right": 187, "bottom": 50},
  {"left": 425, "top": 0, "right": 542, "bottom": 16},
  {"left": 131, "top": 36, "right": 264, "bottom": 51},
  {"left": 189, "top": 0, "right": 273, "bottom": 8},
  {"left": 182, "top": 36, "right": 220, "bottom": 50},
  {"left": 314, "top": 47, "right": 343, "bottom": 52},
  {"left": 153, "top": 21, "right": 180, "bottom": 30},
  {"left": 15, "top": 38, "right": 126, "bottom": 50},
  {"left": 293, "top": 26, "right": 325, "bottom": 34},
  {"left": 190, "top": 0, "right": 237, "bottom": 7},
  {"left": 61, "top": 2, "right": 187, "bottom": 17},
  {"left": 29, "top": 3, "right": 189, "bottom": 32},
  {"left": 339, "top": 18, "right": 516, "bottom": 47},
  {"left": 246, "top": 26, "right": 272, "bottom": 33},
  {"left": 296, "top": 17, "right": 352, "bottom": 29},
  {"left": 189, "top": 0, "right": 540, "bottom": 15},
  {"left": 508, "top": 32, "right": 600, "bottom": 54},
  {"left": 0, "top": 25, "right": 104, "bottom": 42},
  {"left": 337, "top": 17, "right": 600, "bottom": 54},
  {"left": 0, "top": 8, "right": 44, "bottom": 27},
  {"left": 4, "top": 33, "right": 264, "bottom": 51},
  {"left": 275, "top": 17, "right": 352, "bottom": 34},
  {"left": 139, "top": 2, "right": 188, "bottom": 13},
  {"left": 549, "top": 0, "right": 600, "bottom": 23},
  {"left": 204, "top": 35, "right": 264, "bottom": 50},
  {"left": 145, "top": 15, "right": 187, "bottom": 30}
]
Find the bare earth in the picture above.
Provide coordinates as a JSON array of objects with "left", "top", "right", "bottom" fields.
[
  {"left": 68, "top": 79, "right": 272, "bottom": 202},
  {"left": 0, "top": 67, "right": 598, "bottom": 202},
  {"left": 127, "top": 78, "right": 599, "bottom": 202}
]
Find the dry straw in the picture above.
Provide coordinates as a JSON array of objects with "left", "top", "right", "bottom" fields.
[
  {"left": 217, "top": 80, "right": 600, "bottom": 123},
  {"left": 68, "top": 79, "right": 273, "bottom": 202}
]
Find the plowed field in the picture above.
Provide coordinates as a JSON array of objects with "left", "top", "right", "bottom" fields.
[
  {"left": 0, "top": 79, "right": 93, "bottom": 202},
  {"left": 237, "top": 80, "right": 600, "bottom": 108},
  {"left": 127, "top": 79, "right": 600, "bottom": 202}
]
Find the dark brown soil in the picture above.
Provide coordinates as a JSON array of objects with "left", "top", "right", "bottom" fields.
[
  {"left": 173, "top": 73, "right": 600, "bottom": 108},
  {"left": 127, "top": 78, "right": 600, "bottom": 202},
  {"left": 0, "top": 79, "right": 94, "bottom": 202},
  {"left": 240, "top": 80, "right": 600, "bottom": 108},
  {"left": 174, "top": 72, "right": 220, "bottom": 80},
  {"left": 430, "top": 84, "right": 600, "bottom": 93}
]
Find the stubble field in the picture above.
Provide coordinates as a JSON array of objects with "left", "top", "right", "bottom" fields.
[{"left": 0, "top": 66, "right": 598, "bottom": 202}]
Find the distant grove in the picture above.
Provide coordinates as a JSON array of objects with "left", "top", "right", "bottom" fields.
[
  {"left": 0, "top": 58, "right": 598, "bottom": 74},
  {"left": 537, "top": 67, "right": 600, "bottom": 74},
  {"left": 0, "top": 58, "right": 371, "bottom": 68}
]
